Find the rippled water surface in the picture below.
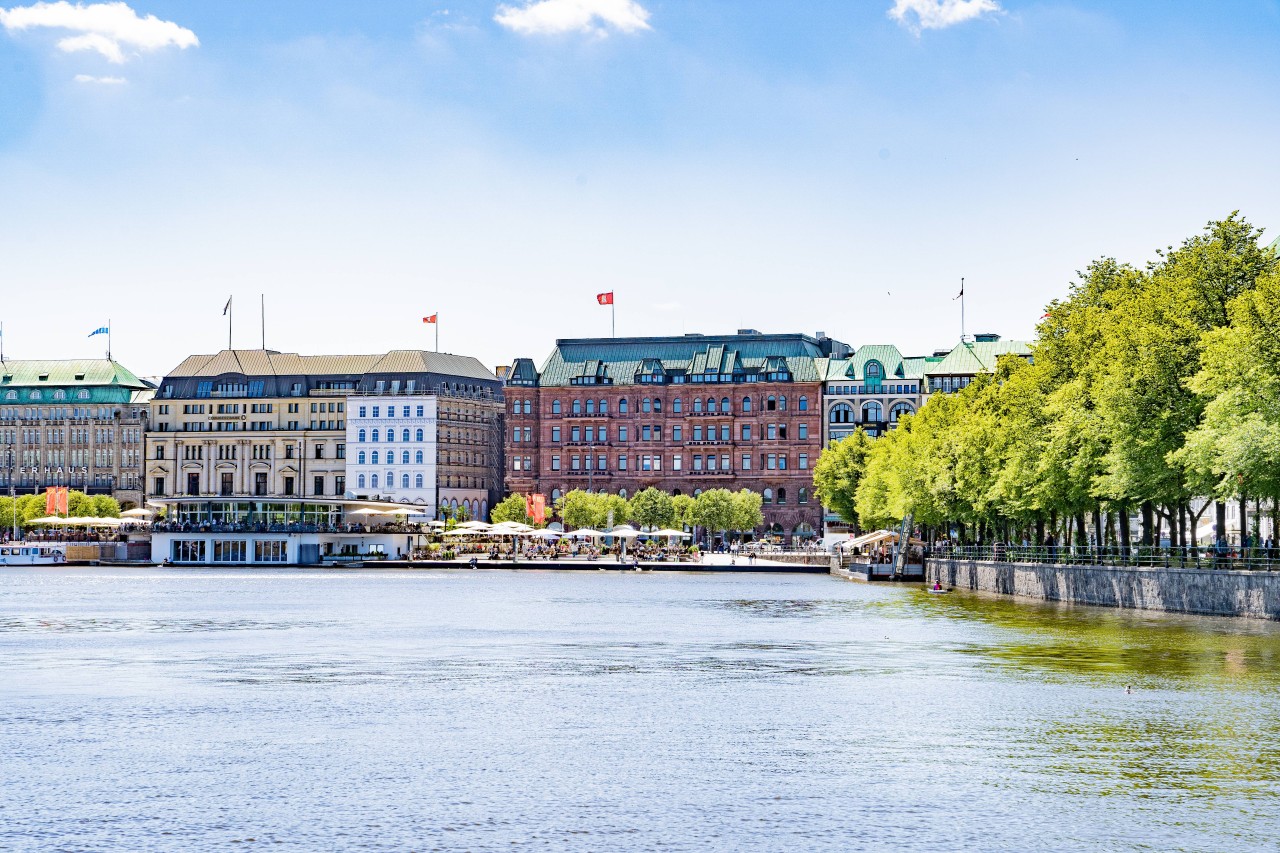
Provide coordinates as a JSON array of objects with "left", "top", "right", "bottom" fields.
[{"left": 2, "top": 567, "right": 1278, "bottom": 852}]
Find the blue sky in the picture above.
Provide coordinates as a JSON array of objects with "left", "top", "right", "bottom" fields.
[{"left": 1, "top": 0, "right": 1278, "bottom": 377}]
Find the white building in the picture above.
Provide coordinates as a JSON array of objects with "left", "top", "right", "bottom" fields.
[{"left": 346, "top": 395, "right": 439, "bottom": 514}]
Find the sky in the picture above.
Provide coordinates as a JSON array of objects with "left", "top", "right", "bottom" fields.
[{"left": 0, "top": 0, "right": 1278, "bottom": 379}]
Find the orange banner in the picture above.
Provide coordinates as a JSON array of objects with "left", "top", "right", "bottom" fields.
[
  {"left": 45, "top": 486, "right": 69, "bottom": 516},
  {"left": 525, "top": 493, "right": 546, "bottom": 525}
]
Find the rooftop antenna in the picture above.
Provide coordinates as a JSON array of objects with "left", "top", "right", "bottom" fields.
[{"left": 954, "top": 277, "right": 966, "bottom": 343}]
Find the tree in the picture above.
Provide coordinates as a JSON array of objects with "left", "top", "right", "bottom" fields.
[
  {"left": 730, "top": 489, "right": 763, "bottom": 535},
  {"left": 671, "top": 494, "right": 695, "bottom": 529},
  {"left": 491, "top": 494, "right": 532, "bottom": 525},
  {"left": 558, "top": 490, "right": 599, "bottom": 530},
  {"left": 693, "top": 489, "right": 736, "bottom": 542},
  {"left": 812, "top": 429, "right": 872, "bottom": 527},
  {"left": 628, "top": 487, "right": 675, "bottom": 530},
  {"left": 90, "top": 495, "right": 121, "bottom": 518}
]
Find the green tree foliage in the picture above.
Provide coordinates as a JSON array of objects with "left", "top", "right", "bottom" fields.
[
  {"left": 671, "top": 494, "right": 695, "bottom": 529},
  {"left": 846, "top": 214, "right": 1279, "bottom": 545},
  {"left": 556, "top": 490, "right": 631, "bottom": 530},
  {"left": 490, "top": 494, "right": 532, "bottom": 525},
  {"left": 812, "top": 429, "right": 872, "bottom": 526},
  {"left": 628, "top": 487, "right": 675, "bottom": 530},
  {"left": 730, "top": 489, "right": 764, "bottom": 533},
  {"left": 692, "top": 489, "right": 736, "bottom": 539}
]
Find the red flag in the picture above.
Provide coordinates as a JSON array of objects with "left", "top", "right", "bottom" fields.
[
  {"left": 526, "top": 494, "right": 546, "bottom": 524},
  {"left": 422, "top": 314, "right": 437, "bottom": 324},
  {"left": 596, "top": 292, "right": 613, "bottom": 306}
]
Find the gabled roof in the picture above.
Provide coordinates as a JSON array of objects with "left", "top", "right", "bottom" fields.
[
  {"left": 0, "top": 358, "right": 150, "bottom": 389},
  {"left": 820, "top": 345, "right": 929, "bottom": 382},
  {"left": 925, "top": 339, "right": 1032, "bottom": 376},
  {"left": 163, "top": 349, "right": 497, "bottom": 383}
]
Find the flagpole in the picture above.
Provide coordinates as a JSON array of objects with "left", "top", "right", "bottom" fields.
[
  {"left": 960, "top": 277, "right": 966, "bottom": 343},
  {"left": 435, "top": 319, "right": 439, "bottom": 353},
  {"left": 107, "top": 319, "right": 112, "bottom": 361},
  {"left": 612, "top": 297, "right": 616, "bottom": 338},
  {"left": 229, "top": 299, "right": 233, "bottom": 350},
  {"left": 261, "top": 294, "right": 266, "bottom": 350}
]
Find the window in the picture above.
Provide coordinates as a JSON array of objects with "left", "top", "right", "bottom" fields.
[
  {"left": 599, "top": 399, "right": 609, "bottom": 414},
  {"left": 672, "top": 425, "right": 682, "bottom": 441},
  {"left": 571, "top": 456, "right": 581, "bottom": 470},
  {"left": 402, "top": 451, "right": 410, "bottom": 464},
  {"left": 619, "top": 399, "right": 629, "bottom": 414},
  {"left": 587, "top": 399, "right": 596, "bottom": 414},
  {"left": 417, "top": 406, "right": 425, "bottom": 417},
  {"left": 767, "top": 453, "right": 777, "bottom": 469},
  {"left": 799, "top": 396, "right": 808, "bottom": 411},
  {"left": 743, "top": 397, "right": 752, "bottom": 412},
  {"left": 283, "top": 476, "right": 295, "bottom": 496},
  {"left": 799, "top": 487, "right": 808, "bottom": 504},
  {"left": 777, "top": 487, "right": 787, "bottom": 504},
  {"left": 673, "top": 454, "right": 682, "bottom": 471},
  {"left": 618, "top": 455, "right": 627, "bottom": 470},
  {"left": 642, "top": 426, "right": 651, "bottom": 441},
  {"left": 767, "top": 396, "right": 776, "bottom": 411},
  {"left": 314, "top": 475, "right": 325, "bottom": 495},
  {"left": 693, "top": 426, "right": 703, "bottom": 441},
  {"left": 767, "top": 424, "right": 777, "bottom": 440},
  {"left": 619, "top": 426, "right": 628, "bottom": 442},
  {"left": 372, "top": 451, "right": 380, "bottom": 464},
  {"left": 762, "top": 488, "right": 773, "bottom": 503},
  {"left": 523, "top": 400, "right": 532, "bottom": 415},
  {"left": 571, "top": 427, "right": 581, "bottom": 442},
  {"left": 741, "top": 424, "right": 751, "bottom": 441},
  {"left": 402, "top": 474, "right": 410, "bottom": 488},
  {"left": 585, "top": 427, "right": 594, "bottom": 442},
  {"left": 673, "top": 398, "right": 682, "bottom": 413},
  {"left": 863, "top": 401, "right": 883, "bottom": 422},
  {"left": 642, "top": 398, "right": 651, "bottom": 413},
  {"left": 415, "top": 474, "right": 424, "bottom": 488},
  {"left": 573, "top": 400, "right": 582, "bottom": 414},
  {"left": 706, "top": 455, "right": 717, "bottom": 471},
  {"left": 416, "top": 428, "right": 424, "bottom": 441},
  {"left": 358, "top": 429, "right": 367, "bottom": 442},
  {"left": 798, "top": 424, "right": 808, "bottom": 440},
  {"left": 706, "top": 397, "right": 716, "bottom": 413},
  {"left": 599, "top": 426, "right": 608, "bottom": 442},
  {"left": 372, "top": 428, "right": 379, "bottom": 442},
  {"left": 890, "top": 403, "right": 914, "bottom": 423},
  {"left": 829, "top": 403, "right": 854, "bottom": 424},
  {"left": 551, "top": 455, "right": 561, "bottom": 471},
  {"left": 552, "top": 427, "right": 561, "bottom": 442},
  {"left": 741, "top": 455, "right": 750, "bottom": 470},
  {"left": 371, "top": 474, "right": 378, "bottom": 488},
  {"left": 358, "top": 451, "right": 366, "bottom": 464},
  {"left": 153, "top": 476, "right": 166, "bottom": 495},
  {"left": 386, "top": 430, "right": 393, "bottom": 442},
  {"left": 415, "top": 451, "right": 423, "bottom": 464},
  {"left": 693, "top": 398, "right": 703, "bottom": 413},
  {"left": 552, "top": 400, "right": 562, "bottom": 414},
  {"left": 513, "top": 427, "right": 522, "bottom": 443},
  {"left": 693, "top": 455, "right": 703, "bottom": 471},
  {"left": 314, "top": 444, "right": 325, "bottom": 459},
  {"left": 779, "top": 396, "right": 787, "bottom": 411},
  {"left": 653, "top": 399, "right": 661, "bottom": 412},
  {"left": 779, "top": 455, "right": 788, "bottom": 469},
  {"left": 402, "top": 429, "right": 410, "bottom": 442},
  {"left": 720, "top": 425, "right": 730, "bottom": 441},
  {"left": 358, "top": 474, "right": 366, "bottom": 488}
]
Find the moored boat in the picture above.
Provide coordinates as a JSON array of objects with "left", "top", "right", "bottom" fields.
[{"left": 0, "top": 543, "right": 68, "bottom": 566}]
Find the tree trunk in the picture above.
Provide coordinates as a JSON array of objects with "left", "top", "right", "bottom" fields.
[
  {"left": 1074, "top": 512, "right": 1086, "bottom": 549},
  {"left": 1178, "top": 505, "right": 1187, "bottom": 552},
  {"left": 1120, "top": 503, "right": 1131, "bottom": 551},
  {"left": 1240, "top": 493, "right": 1249, "bottom": 545},
  {"left": 1215, "top": 500, "right": 1227, "bottom": 544},
  {"left": 1036, "top": 516, "right": 1045, "bottom": 547},
  {"left": 1140, "top": 502, "right": 1154, "bottom": 546},
  {"left": 1093, "top": 508, "right": 1104, "bottom": 551}
]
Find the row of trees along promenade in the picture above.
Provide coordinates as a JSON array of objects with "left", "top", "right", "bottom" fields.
[
  {"left": 491, "top": 487, "right": 764, "bottom": 545},
  {"left": 814, "top": 214, "right": 1280, "bottom": 557}
]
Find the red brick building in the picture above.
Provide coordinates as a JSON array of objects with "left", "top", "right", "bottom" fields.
[{"left": 503, "top": 331, "right": 849, "bottom": 542}]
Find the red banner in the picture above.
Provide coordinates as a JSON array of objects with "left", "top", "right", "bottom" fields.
[
  {"left": 596, "top": 292, "right": 613, "bottom": 305},
  {"left": 525, "top": 493, "right": 546, "bottom": 524},
  {"left": 423, "top": 314, "right": 437, "bottom": 324}
]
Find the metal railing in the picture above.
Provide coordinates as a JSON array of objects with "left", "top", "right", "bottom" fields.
[{"left": 933, "top": 544, "right": 1280, "bottom": 572}]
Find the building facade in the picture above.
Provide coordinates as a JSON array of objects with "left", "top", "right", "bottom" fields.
[
  {"left": 819, "top": 345, "right": 928, "bottom": 445},
  {"left": 924, "top": 334, "right": 1032, "bottom": 394},
  {"left": 0, "top": 358, "right": 152, "bottom": 508},
  {"left": 504, "top": 331, "right": 850, "bottom": 542},
  {"left": 146, "top": 349, "right": 504, "bottom": 519}
]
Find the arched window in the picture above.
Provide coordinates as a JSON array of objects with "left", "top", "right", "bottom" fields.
[
  {"left": 742, "top": 397, "right": 752, "bottom": 413},
  {"left": 415, "top": 474, "right": 424, "bottom": 489},
  {"left": 551, "top": 488, "right": 562, "bottom": 502},
  {"left": 619, "top": 399, "right": 629, "bottom": 414},
  {"left": 386, "top": 430, "right": 394, "bottom": 442},
  {"left": 672, "top": 488, "right": 682, "bottom": 496},
  {"left": 552, "top": 400, "right": 562, "bottom": 414},
  {"left": 415, "top": 450, "right": 424, "bottom": 464},
  {"left": 640, "top": 398, "right": 650, "bottom": 413},
  {"left": 766, "top": 396, "right": 777, "bottom": 411},
  {"left": 863, "top": 401, "right": 883, "bottom": 422},
  {"left": 694, "top": 488, "right": 702, "bottom": 497},
  {"left": 523, "top": 400, "right": 531, "bottom": 415},
  {"left": 358, "top": 429, "right": 367, "bottom": 442},
  {"left": 402, "top": 429, "right": 410, "bottom": 442},
  {"left": 358, "top": 474, "right": 366, "bottom": 488},
  {"left": 371, "top": 474, "right": 379, "bottom": 488},
  {"left": 402, "top": 451, "right": 410, "bottom": 464},
  {"left": 357, "top": 451, "right": 366, "bottom": 464},
  {"left": 799, "top": 487, "right": 808, "bottom": 504},
  {"left": 829, "top": 403, "right": 854, "bottom": 423},
  {"left": 387, "top": 470, "right": 394, "bottom": 487},
  {"left": 865, "top": 361, "right": 883, "bottom": 380},
  {"left": 587, "top": 399, "right": 596, "bottom": 414},
  {"left": 653, "top": 398, "right": 662, "bottom": 413},
  {"left": 673, "top": 398, "right": 683, "bottom": 413},
  {"left": 372, "top": 428, "right": 379, "bottom": 442},
  {"left": 706, "top": 397, "right": 716, "bottom": 412},
  {"left": 619, "top": 488, "right": 628, "bottom": 499},
  {"left": 573, "top": 399, "right": 582, "bottom": 414},
  {"left": 372, "top": 451, "right": 380, "bottom": 464},
  {"left": 721, "top": 397, "right": 730, "bottom": 413},
  {"left": 798, "top": 396, "right": 808, "bottom": 411},
  {"left": 599, "top": 399, "right": 608, "bottom": 414},
  {"left": 762, "top": 488, "right": 773, "bottom": 503},
  {"left": 693, "top": 398, "right": 703, "bottom": 413},
  {"left": 416, "top": 429, "right": 424, "bottom": 441},
  {"left": 779, "top": 395, "right": 787, "bottom": 411},
  {"left": 402, "top": 474, "right": 410, "bottom": 488},
  {"left": 777, "top": 487, "right": 787, "bottom": 504},
  {"left": 890, "top": 402, "right": 914, "bottom": 423}
]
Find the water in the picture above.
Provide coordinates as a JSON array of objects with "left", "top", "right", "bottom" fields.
[{"left": 2, "top": 567, "right": 1278, "bottom": 852}]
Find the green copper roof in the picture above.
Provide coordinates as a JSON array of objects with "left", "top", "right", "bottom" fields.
[
  {"left": 0, "top": 358, "right": 149, "bottom": 389},
  {"left": 533, "top": 333, "right": 827, "bottom": 387},
  {"left": 820, "top": 345, "right": 929, "bottom": 382},
  {"left": 925, "top": 340, "right": 1032, "bottom": 376}
]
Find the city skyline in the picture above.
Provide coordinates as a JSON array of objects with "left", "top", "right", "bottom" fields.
[{"left": 1, "top": 0, "right": 1277, "bottom": 378}]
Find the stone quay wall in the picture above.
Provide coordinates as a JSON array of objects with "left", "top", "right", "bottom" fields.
[{"left": 927, "top": 558, "right": 1280, "bottom": 620}]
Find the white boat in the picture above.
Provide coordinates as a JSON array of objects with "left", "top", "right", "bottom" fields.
[{"left": 0, "top": 543, "right": 68, "bottom": 566}]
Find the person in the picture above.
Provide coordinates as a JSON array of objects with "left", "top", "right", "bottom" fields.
[{"left": 933, "top": 580, "right": 942, "bottom": 591}]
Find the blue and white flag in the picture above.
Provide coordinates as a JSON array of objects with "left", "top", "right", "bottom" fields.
[{"left": 88, "top": 326, "right": 109, "bottom": 338}]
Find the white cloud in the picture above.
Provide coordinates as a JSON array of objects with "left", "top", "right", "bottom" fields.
[
  {"left": 494, "top": 0, "right": 650, "bottom": 37},
  {"left": 888, "top": 0, "right": 1001, "bottom": 32},
  {"left": 0, "top": 1, "right": 197, "bottom": 63},
  {"left": 73, "top": 72, "right": 124, "bottom": 83}
]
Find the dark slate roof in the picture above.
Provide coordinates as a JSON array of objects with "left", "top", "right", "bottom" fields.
[{"left": 528, "top": 333, "right": 829, "bottom": 387}]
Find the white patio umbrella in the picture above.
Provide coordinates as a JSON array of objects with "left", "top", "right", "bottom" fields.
[
  {"left": 382, "top": 506, "right": 420, "bottom": 515},
  {"left": 27, "top": 516, "right": 66, "bottom": 525},
  {"left": 607, "top": 527, "right": 641, "bottom": 539},
  {"left": 651, "top": 528, "right": 692, "bottom": 539},
  {"left": 456, "top": 520, "right": 492, "bottom": 530},
  {"left": 347, "top": 507, "right": 386, "bottom": 516},
  {"left": 533, "top": 530, "right": 562, "bottom": 539},
  {"left": 571, "top": 528, "right": 603, "bottom": 538},
  {"left": 120, "top": 508, "right": 155, "bottom": 518},
  {"left": 491, "top": 521, "right": 535, "bottom": 534},
  {"left": 443, "top": 527, "right": 490, "bottom": 536}
]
